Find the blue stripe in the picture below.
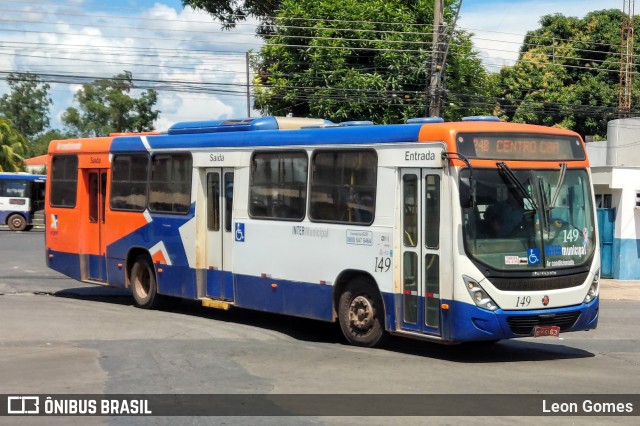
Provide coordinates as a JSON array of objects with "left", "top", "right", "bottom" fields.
[
  {"left": 234, "top": 274, "right": 334, "bottom": 321},
  {"left": 156, "top": 264, "right": 197, "bottom": 299},
  {"left": 206, "top": 269, "right": 234, "bottom": 300},
  {"left": 0, "top": 174, "right": 46, "bottom": 181},
  {"left": 47, "top": 250, "right": 82, "bottom": 281},
  {"left": 446, "top": 298, "right": 599, "bottom": 342},
  {"left": 111, "top": 124, "right": 424, "bottom": 152}
]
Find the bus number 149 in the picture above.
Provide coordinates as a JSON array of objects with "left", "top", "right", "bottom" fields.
[{"left": 375, "top": 257, "right": 391, "bottom": 273}]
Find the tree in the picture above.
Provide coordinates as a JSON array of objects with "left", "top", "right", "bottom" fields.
[
  {"left": 251, "top": 0, "right": 494, "bottom": 123},
  {"left": 0, "top": 118, "right": 28, "bottom": 172},
  {"left": 31, "top": 129, "right": 71, "bottom": 157},
  {"left": 182, "top": 0, "right": 279, "bottom": 30},
  {"left": 0, "top": 72, "right": 52, "bottom": 140},
  {"left": 61, "top": 71, "right": 160, "bottom": 137},
  {"left": 496, "top": 9, "right": 635, "bottom": 138}
]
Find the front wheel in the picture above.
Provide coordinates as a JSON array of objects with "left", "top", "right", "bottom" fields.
[
  {"left": 130, "top": 255, "right": 162, "bottom": 309},
  {"left": 7, "top": 214, "right": 27, "bottom": 231},
  {"left": 338, "top": 278, "right": 387, "bottom": 347}
]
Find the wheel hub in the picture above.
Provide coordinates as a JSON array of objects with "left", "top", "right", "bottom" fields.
[{"left": 349, "top": 295, "right": 374, "bottom": 331}]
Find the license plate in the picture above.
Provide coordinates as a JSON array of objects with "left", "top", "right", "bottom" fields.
[{"left": 533, "top": 325, "right": 560, "bottom": 337}]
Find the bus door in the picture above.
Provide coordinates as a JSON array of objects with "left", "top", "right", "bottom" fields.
[
  {"left": 202, "top": 168, "right": 234, "bottom": 300},
  {"left": 85, "top": 169, "right": 108, "bottom": 281},
  {"left": 400, "top": 168, "right": 442, "bottom": 335}
]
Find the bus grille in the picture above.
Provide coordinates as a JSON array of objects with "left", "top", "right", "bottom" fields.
[
  {"left": 490, "top": 272, "right": 588, "bottom": 291},
  {"left": 506, "top": 312, "right": 581, "bottom": 336}
]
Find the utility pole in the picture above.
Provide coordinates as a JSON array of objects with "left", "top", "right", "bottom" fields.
[
  {"left": 246, "top": 51, "right": 251, "bottom": 117},
  {"left": 428, "top": 0, "right": 445, "bottom": 117},
  {"left": 619, "top": 0, "right": 634, "bottom": 116}
]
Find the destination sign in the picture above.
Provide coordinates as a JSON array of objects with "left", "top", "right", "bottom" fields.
[{"left": 456, "top": 132, "right": 585, "bottom": 161}]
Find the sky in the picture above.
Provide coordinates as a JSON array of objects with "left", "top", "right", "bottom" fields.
[{"left": 0, "top": 0, "right": 625, "bottom": 133}]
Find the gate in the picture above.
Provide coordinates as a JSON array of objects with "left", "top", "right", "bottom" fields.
[{"left": 597, "top": 208, "right": 615, "bottom": 278}]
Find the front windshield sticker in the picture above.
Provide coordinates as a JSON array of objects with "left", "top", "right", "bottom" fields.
[
  {"left": 505, "top": 255, "right": 527, "bottom": 265},
  {"left": 545, "top": 245, "right": 562, "bottom": 256},
  {"left": 505, "top": 256, "right": 519, "bottom": 265},
  {"left": 548, "top": 259, "right": 575, "bottom": 267},
  {"left": 527, "top": 248, "right": 541, "bottom": 266}
]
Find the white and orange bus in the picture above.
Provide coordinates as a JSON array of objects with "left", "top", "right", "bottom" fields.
[{"left": 45, "top": 116, "right": 600, "bottom": 346}]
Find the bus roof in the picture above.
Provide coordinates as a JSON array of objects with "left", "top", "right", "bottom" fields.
[
  {"left": 111, "top": 123, "right": 426, "bottom": 152},
  {"left": 46, "top": 116, "right": 583, "bottom": 156},
  {"left": 48, "top": 137, "right": 114, "bottom": 154}
]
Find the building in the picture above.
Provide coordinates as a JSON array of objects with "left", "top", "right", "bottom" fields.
[
  {"left": 587, "top": 118, "right": 640, "bottom": 279},
  {"left": 24, "top": 154, "right": 48, "bottom": 174}
]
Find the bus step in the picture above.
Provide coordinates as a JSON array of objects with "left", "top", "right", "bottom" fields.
[
  {"left": 201, "top": 298, "right": 232, "bottom": 310},
  {"left": 32, "top": 210, "right": 45, "bottom": 226}
]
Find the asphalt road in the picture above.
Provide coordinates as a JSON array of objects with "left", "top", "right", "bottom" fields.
[{"left": 0, "top": 229, "right": 639, "bottom": 425}]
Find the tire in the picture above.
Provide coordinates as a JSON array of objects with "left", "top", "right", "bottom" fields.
[
  {"left": 7, "top": 214, "right": 27, "bottom": 231},
  {"left": 130, "top": 255, "right": 162, "bottom": 309},
  {"left": 338, "top": 278, "right": 387, "bottom": 347}
]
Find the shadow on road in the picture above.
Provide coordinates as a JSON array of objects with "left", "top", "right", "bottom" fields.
[{"left": 54, "top": 285, "right": 595, "bottom": 362}]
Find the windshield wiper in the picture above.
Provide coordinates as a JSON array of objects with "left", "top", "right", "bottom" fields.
[
  {"left": 496, "top": 162, "right": 538, "bottom": 211},
  {"left": 548, "top": 162, "right": 567, "bottom": 209}
]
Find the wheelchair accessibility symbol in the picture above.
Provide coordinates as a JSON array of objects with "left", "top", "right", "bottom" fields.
[
  {"left": 527, "top": 248, "right": 540, "bottom": 265},
  {"left": 235, "top": 223, "right": 245, "bottom": 242}
]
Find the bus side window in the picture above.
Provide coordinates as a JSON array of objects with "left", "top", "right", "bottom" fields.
[
  {"left": 309, "top": 149, "right": 377, "bottom": 225},
  {"left": 50, "top": 155, "right": 79, "bottom": 208},
  {"left": 249, "top": 151, "right": 307, "bottom": 221},
  {"left": 149, "top": 154, "right": 192, "bottom": 214},
  {"left": 110, "top": 154, "right": 148, "bottom": 212}
]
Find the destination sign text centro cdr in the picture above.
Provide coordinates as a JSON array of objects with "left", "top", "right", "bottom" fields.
[
  {"left": 405, "top": 150, "right": 436, "bottom": 161},
  {"left": 476, "top": 138, "right": 561, "bottom": 154}
]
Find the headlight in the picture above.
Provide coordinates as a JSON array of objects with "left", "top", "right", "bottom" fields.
[
  {"left": 464, "top": 275, "right": 499, "bottom": 311},
  {"left": 584, "top": 270, "right": 600, "bottom": 303}
]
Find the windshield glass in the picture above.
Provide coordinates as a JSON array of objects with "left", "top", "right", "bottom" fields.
[{"left": 460, "top": 168, "right": 595, "bottom": 271}]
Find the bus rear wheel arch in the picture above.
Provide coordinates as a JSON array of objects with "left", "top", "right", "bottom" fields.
[
  {"left": 129, "top": 253, "right": 162, "bottom": 309},
  {"left": 7, "top": 213, "right": 27, "bottom": 231},
  {"left": 337, "top": 277, "right": 387, "bottom": 347}
]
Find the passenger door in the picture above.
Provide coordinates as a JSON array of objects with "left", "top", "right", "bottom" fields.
[
  {"left": 202, "top": 168, "right": 235, "bottom": 299},
  {"left": 85, "top": 169, "right": 108, "bottom": 281},
  {"left": 399, "top": 168, "right": 443, "bottom": 335}
]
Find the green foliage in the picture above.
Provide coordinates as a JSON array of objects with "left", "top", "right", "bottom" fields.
[
  {"left": 61, "top": 71, "right": 160, "bottom": 137},
  {"left": 496, "top": 9, "right": 630, "bottom": 138},
  {"left": 252, "top": 0, "right": 494, "bottom": 123},
  {"left": 31, "top": 129, "right": 72, "bottom": 157},
  {"left": 0, "top": 72, "right": 52, "bottom": 140},
  {"left": 0, "top": 118, "right": 28, "bottom": 172},
  {"left": 183, "top": 0, "right": 279, "bottom": 30}
]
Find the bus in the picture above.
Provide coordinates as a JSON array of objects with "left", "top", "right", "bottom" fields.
[
  {"left": 45, "top": 116, "right": 600, "bottom": 347},
  {"left": 1, "top": 172, "right": 46, "bottom": 231}
]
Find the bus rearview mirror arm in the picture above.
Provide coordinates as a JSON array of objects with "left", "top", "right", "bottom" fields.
[{"left": 442, "top": 151, "right": 476, "bottom": 208}]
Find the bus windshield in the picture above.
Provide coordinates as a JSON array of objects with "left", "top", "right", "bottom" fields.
[{"left": 460, "top": 167, "right": 595, "bottom": 271}]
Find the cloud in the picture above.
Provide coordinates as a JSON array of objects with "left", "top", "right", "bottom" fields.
[
  {"left": 0, "top": 0, "right": 263, "bottom": 132},
  {"left": 458, "top": 0, "right": 622, "bottom": 70}
]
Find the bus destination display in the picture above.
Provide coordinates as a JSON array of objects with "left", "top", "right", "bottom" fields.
[{"left": 456, "top": 133, "right": 585, "bottom": 161}]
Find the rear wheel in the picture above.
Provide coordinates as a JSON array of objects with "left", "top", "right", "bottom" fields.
[
  {"left": 338, "top": 278, "right": 387, "bottom": 347},
  {"left": 7, "top": 214, "right": 27, "bottom": 231},
  {"left": 130, "top": 255, "right": 161, "bottom": 309}
]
